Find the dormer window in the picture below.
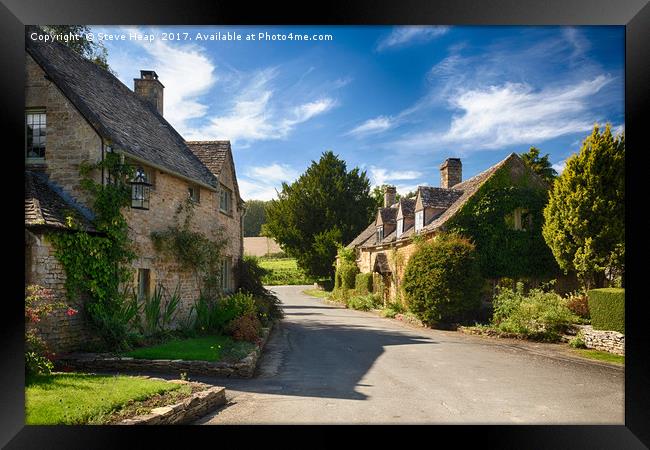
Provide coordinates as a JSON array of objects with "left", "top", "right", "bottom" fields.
[
  {"left": 396, "top": 219, "right": 404, "bottom": 238},
  {"left": 376, "top": 226, "right": 384, "bottom": 243},
  {"left": 415, "top": 210, "right": 424, "bottom": 232},
  {"left": 130, "top": 166, "right": 152, "bottom": 210}
]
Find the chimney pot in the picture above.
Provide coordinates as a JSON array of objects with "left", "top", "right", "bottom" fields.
[
  {"left": 134, "top": 70, "right": 164, "bottom": 115},
  {"left": 440, "top": 158, "right": 462, "bottom": 188},
  {"left": 384, "top": 185, "right": 397, "bottom": 208}
]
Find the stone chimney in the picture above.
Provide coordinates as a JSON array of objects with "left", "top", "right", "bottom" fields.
[
  {"left": 440, "top": 158, "right": 462, "bottom": 188},
  {"left": 134, "top": 70, "right": 164, "bottom": 115},
  {"left": 384, "top": 185, "right": 396, "bottom": 207}
]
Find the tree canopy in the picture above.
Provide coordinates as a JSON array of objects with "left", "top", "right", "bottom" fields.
[
  {"left": 42, "top": 26, "right": 113, "bottom": 73},
  {"left": 542, "top": 124, "right": 624, "bottom": 288},
  {"left": 520, "top": 147, "right": 558, "bottom": 185},
  {"left": 264, "top": 151, "right": 375, "bottom": 279},
  {"left": 243, "top": 200, "right": 269, "bottom": 237}
]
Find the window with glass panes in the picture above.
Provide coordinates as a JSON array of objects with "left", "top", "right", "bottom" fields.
[
  {"left": 219, "top": 185, "right": 232, "bottom": 213},
  {"left": 26, "top": 111, "right": 46, "bottom": 160}
]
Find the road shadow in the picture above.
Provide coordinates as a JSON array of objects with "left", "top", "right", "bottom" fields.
[{"left": 193, "top": 316, "right": 438, "bottom": 402}]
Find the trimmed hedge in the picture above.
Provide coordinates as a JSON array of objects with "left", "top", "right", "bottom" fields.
[
  {"left": 403, "top": 232, "right": 483, "bottom": 324},
  {"left": 588, "top": 288, "right": 625, "bottom": 334},
  {"left": 336, "top": 260, "right": 358, "bottom": 290},
  {"left": 355, "top": 273, "right": 373, "bottom": 295}
]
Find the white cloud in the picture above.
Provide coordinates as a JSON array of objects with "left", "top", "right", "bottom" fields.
[
  {"left": 369, "top": 166, "right": 422, "bottom": 187},
  {"left": 239, "top": 163, "right": 300, "bottom": 201},
  {"left": 377, "top": 26, "right": 450, "bottom": 51},
  {"left": 347, "top": 116, "right": 394, "bottom": 137},
  {"left": 552, "top": 160, "right": 567, "bottom": 174},
  {"left": 394, "top": 75, "right": 612, "bottom": 151},
  {"left": 184, "top": 69, "right": 337, "bottom": 144},
  {"left": 115, "top": 26, "right": 216, "bottom": 132}
]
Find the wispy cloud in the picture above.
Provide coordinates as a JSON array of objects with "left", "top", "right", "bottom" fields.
[
  {"left": 183, "top": 68, "right": 337, "bottom": 145},
  {"left": 377, "top": 26, "right": 450, "bottom": 51},
  {"left": 239, "top": 163, "right": 300, "bottom": 201},
  {"left": 109, "top": 26, "right": 216, "bottom": 132},
  {"left": 369, "top": 166, "right": 422, "bottom": 187},
  {"left": 347, "top": 116, "right": 394, "bottom": 137}
]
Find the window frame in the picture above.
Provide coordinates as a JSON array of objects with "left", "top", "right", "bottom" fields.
[
  {"left": 25, "top": 109, "right": 47, "bottom": 163},
  {"left": 221, "top": 256, "right": 232, "bottom": 292},
  {"left": 377, "top": 225, "right": 384, "bottom": 243},
  {"left": 415, "top": 210, "right": 424, "bottom": 232},
  {"left": 219, "top": 184, "right": 233, "bottom": 214},
  {"left": 130, "top": 165, "right": 152, "bottom": 210},
  {"left": 188, "top": 184, "right": 201, "bottom": 203},
  {"left": 396, "top": 218, "right": 404, "bottom": 238}
]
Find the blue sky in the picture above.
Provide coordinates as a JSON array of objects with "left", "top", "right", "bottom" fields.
[{"left": 93, "top": 25, "right": 624, "bottom": 200}]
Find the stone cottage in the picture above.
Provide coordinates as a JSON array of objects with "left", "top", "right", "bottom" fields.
[
  {"left": 346, "top": 153, "right": 560, "bottom": 304},
  {"left": 24, "top": 27, "right": 244, "bottom": 352}
]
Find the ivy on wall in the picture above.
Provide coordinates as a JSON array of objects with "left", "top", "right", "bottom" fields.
[
  {"left": 445, "top": 164, "right": 559, "bottom": 281},
  {"left": 49, "top": 152, "right": 137, "bottom": 348},
  {"left": 150, "top": 199, "right": 228, "bottom": 299}
]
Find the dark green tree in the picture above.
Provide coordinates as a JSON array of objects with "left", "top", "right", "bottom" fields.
[
  {"left": 542, "top": 124, "right": 625, "bottom": 288},
  {"left": 41, "top": 25, "right": 113, "bottom": 73},
  {"left": 243, "top": 200, "right": 269, "bottom": 237},
  {"left": 265, "top": 151, "right": 375, "bottom": 279},
  {"left": 520, "top": 147, "right": 558, "bottom": 185}
]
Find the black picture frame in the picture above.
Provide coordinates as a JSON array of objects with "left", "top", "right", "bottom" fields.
[{"left": 2, "top": 1, "right": 648, "bottom": 448}]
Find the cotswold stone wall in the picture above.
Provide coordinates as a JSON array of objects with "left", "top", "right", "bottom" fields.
[
  {"left": 215, "top": 150, "right": 244, "bottom": 281},
  {"left": 25, "top": 54, "right": 103, "bottom": 207},
  {"left": 577, "top": 325, "right": 625, "bottom": 356},
  {"left": 25, "top": 230, "right": 100, "bottom": 353}
]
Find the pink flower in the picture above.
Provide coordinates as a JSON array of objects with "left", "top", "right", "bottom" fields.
[{"left": 66, "top": 307, "right": 78, "bottom": 317}]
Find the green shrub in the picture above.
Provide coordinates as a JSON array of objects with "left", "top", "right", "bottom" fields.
[
  {"left": 235, "top": 256, "right": 284, "bottom": 322},
  {"left": 492, "top": 284, "right": 579, "bottom": 341},
  {"left": 347, "top": 294, "right": 381, "bottom": 311},
  {"left": 588, "top": 288, "right": 624, "bottom": 334},
  {"left": 569, "top": 333, "right": 587, "bottom": 349},
  {"left": 337, "top": 260, "right": 358, "bottom": 290},
  {"left": 402, "top": 233, "right": 483, "bottom": 324},
  {"left": 226, "top": 312, "right": 262, "bottom": 342},
  {"left": 355, "top": 273, "right": 373, "bottom": 295},
  {"left": 381, "top": 302, "right": 406, "bottom": 318},
  {"left": 565, "top": 289, "right": 590, "bottom": 320}
]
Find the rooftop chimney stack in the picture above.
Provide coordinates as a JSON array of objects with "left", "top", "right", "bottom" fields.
[
  {"left": 134, "top": 70, "right": 164, "bottom": 115},
  {"left": 440, "top": 158, "right": 462, "bottom": 189},
  {"left": 384, "top": 185, "right": 397, "bottom": 207}
]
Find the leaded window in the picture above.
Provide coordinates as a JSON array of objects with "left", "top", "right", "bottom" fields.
[
  {"left": 26, "top": 111, "right": 46, "bottom": 160},
  {"left": 130, "top": 166, "right": 152, "bottom": 210}
]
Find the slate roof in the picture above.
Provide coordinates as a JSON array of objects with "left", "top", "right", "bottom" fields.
[
  {"left": 347, "top": 153, "right": 531, "bottom": 249},
  {"left": 26, "top": 26, "right": 217, "bottom": 190},
  {"left": 398, "top": 198, "right": 416, "bottom": 217},
  {"left": 378, "top": 205, "right": 398, "bottom": 225},
  {"left": 186, "top": 141, "right": 242, "bottom": 203},
  {"left": 417, "top": 186, "right": 464, "bottom": 209},
  {"left": 25, "top": 171, "right": 96, "bottom": 232}
]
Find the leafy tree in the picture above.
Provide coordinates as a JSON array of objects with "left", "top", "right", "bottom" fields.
[
  {"left": 542, "top": 124, "right": 625, "bottom": 288},
  {"left": 520, "top": 147, "right": 558, "bottom": 185},
  {"left": 41, "top": 25, "right": 113, "bottom": 73},
  {"left": 243, "top": 200, "right": 269, "bottom": 237},
  {"left": 264, "top": 151, "right": 375, "bottom": 279},
  {"left": 371, "top": 185, "right": 416, "bottom": 208}
]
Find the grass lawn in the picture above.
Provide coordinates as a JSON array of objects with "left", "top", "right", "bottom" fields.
[
  {"left": 26, "top": 373, "right": 186, "bottom": 425},
  {"left": 259, "top": 257, "right": 316, "bottom": 285},
  {"left": 571, "top": 348, "right": 625, "bottom": 365},
  {"left": 302, "top": 288, "right": 331, "bottom": 298},
  {"left": 124, "top": 335, "right": 255, "bottom": 362}
]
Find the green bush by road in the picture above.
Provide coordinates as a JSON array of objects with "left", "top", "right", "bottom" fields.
[{"left": 258, "top": 257, "right": 317, "bottom": 285}]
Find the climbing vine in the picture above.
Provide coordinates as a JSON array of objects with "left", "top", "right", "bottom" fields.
[
  {"left": 445, "top": 165, "right": 559, "bottom": 281},
  {"left": 49, "top": 152, "right": 137, "bottom": 349},
  {"left": 150, "top": 198, "right": 228, "bottom": 299}
]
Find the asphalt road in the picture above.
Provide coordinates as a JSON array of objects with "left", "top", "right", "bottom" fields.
[{"left": 196, "top": 285, "right": 624, "bottom": 424}]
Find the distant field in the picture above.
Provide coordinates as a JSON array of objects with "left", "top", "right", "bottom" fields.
[{"left": 258, "top": 257, "right": 316, "bottom": 286}]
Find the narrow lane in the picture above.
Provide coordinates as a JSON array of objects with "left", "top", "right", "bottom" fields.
[{"left": 197, "top": 285, "right": 624, "bottom": 424}]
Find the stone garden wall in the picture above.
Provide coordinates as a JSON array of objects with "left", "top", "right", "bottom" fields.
[{"left": 577, "top": 325, "right": 625, "bottom": 356}]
